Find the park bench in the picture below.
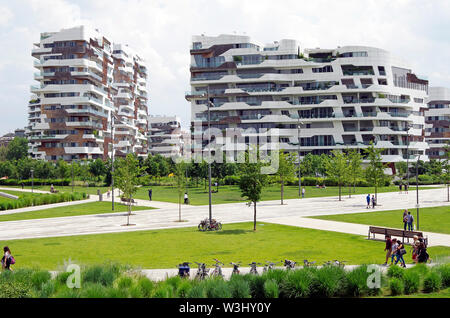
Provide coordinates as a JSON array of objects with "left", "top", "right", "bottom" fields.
[
  {"left": 120, "top": 197, "right": 138, "bottom": 206},
  {"left": 368, "top": 226, "right": 428, "bottom": 245}
]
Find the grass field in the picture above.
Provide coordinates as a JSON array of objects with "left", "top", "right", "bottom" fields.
[
  {"left": 132, "top": 184, "right": 443, "bottom": 205},
  {"left": 2, "top": 222, "right": 449, "bottom": 270},
  {"left": 309, "top": 206, "right": 450, "bottom": 234},
  {"left": 0, "top": 185, "right": 108, "bottom": 195},
  {"left": 0, "top": 201, "right": 155, "bottom": 222},
  {"left": 0, "top": 189, "right": 46, "bottom": 203}
]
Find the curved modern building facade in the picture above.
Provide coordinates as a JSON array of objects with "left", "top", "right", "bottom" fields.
[
  {"left": 186, "top": 34, "right": 429, "bottom": 168},
  {"left": 425, "top": 86, "right": 450, "bottom": 159}
]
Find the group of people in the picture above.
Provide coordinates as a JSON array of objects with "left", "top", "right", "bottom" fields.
[
  {"left": 366, "top": 194, "right": 377, "bottom": 208},
  {"left": 384, "top": 234, "right": 429, "bottom": 267}
]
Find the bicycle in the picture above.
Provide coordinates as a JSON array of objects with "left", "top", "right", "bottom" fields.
[
  {"left": 198, "top": 218, "right": 222, "bottom": 231},
  {"left": 230, "top": 262, "right": 241, "bottom": 275},
  {"left": 283, "top": 259, "right": 296, "bottom": 270},
  {"left": 194, "top": 262, "right": 209, "bottom": 280},
  {"left": 211, "top": 259, "right": 224, "bottom": 278},
  {"left": 303, "top": 259, "right": 316, "bottom": 267},
  {"left": 248, "top": 262, "right": 261, "bottom": 275},
  {"left": 262, "top": 261, "right": 278, "bottom": 273},
  {"left": 177, "top": 262, "right": 191, "bottom": 278}
]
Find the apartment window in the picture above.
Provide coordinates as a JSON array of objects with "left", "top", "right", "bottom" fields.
[
  {"left": 378, "top": 66, "right": 386, "bottom": 76},
  {"left": 340, "top": 51, "right": 368, "bottom": 58},
  {"left": 312, "top": 65, "right": 333, "bottom": 73}
]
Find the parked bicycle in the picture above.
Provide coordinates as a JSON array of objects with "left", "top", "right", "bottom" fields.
[
  {"left": 211, "top": 259, "right": 224, "bottom": 278},
  {"left": 303, "top": 259, "right": 316, "bottom": 267},
  {"left": 323, "top": 260, "right": 347, "bottom": 268},
  {"left": 283, "top": 259, "right": 296, "bottom": 270},
  {"left": 198, "top": 218, "right": 222, "bottom": 231},
  {"left": 177, "top": 262, "right": 191, "bottom": 278},
  {"left": 262, "top": 261, "right": 278, "bottom": 273},
  {"left": 230, "top": 262, "right": 241, "bottom": 275},
  {"left": 248, "top": 262, "right": 261, "bottom": 275},
  {"left": 194, "top": 262, "right": 209, "bottom": 280}
]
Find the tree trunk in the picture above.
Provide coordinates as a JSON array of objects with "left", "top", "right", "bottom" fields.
[
  {"left": 348, "top": 184, "right": 351, "bottom": 198},
  {"left": 339, "top": 183, "right": 341, "bottom": 201},
  {"left": 178, "top": 194, "right": 181, "bottom": 222},
  {"left": 281, "top": 179, "right": 284, "bottom": 205},
  {"left": 127, "top": 194, "right": 131, "bottom": 225},
  {"left": 253, "top": 201, "right": 257, "bottom": 231}
]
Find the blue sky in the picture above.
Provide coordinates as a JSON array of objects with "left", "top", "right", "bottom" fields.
[{"left": 0, "top": 0, "right": 449, "bottom": 135}]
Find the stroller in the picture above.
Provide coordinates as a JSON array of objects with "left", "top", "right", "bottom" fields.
[{"left": 177, "top": 262, "right": 191, "bottom": 278}]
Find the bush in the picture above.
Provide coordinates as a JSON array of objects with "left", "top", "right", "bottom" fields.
[
  {"left": 0, "top": 281, "right": 31, "bottom": 298},
  {"left": 80, "top": 283, "right": 109, "bottom": 298},
  {"left": 223, "top": 175, "right": 240, "bottom": 185},
  {"left": 137, "top": 277, "right": 154, "bottom": 297},
  {"left": 83, "top": 264, "right": 121, "bottom": 287},
  {"left": 389, "top": 278, "right": 404, "bottom": 296},
  {"left": 115, "top": 276, "right": 133, "bottom": 290},
  {"left": 186, "top": 284, "right": 206, "bottom": 298},
  {"left": 177, "top": 280, "right": 193, "bottom": 298},
  {"left": 423, "top": 272, "right": 442, "bottom": 293},
  {"left": 263, "top": 279, "right": 279, "bottom": 298},
  {"left": 153, "top": 283, "right": 175, "bottom": 298},
  {"left": 204, "top": 278, "right": 231, "bottom": 298},
  {"left": 228, "top": 276, "right": 251, "bottom": 298},
  {"left": 245, "top": 275, "right": 266, "bottom": 298},
  {"left": 312, "top": 266, "right": 348, "bottom": 297},
  {"left": 279, "top": 269, "right": 315, "bottom": 298},
  {"left": 403, "top": 271, "right": 420, "bottom": 294},
  {"left": 387, "top": 265, "right": 405, "bottom": 279},
  {"left": 433, "top": 264, "right": 450, "bottom": 288},
  {"left": 38, "top": 280, "right": 56, "bottom": 298},
  {"left": 346, "top": 265, "right": 380, "bottom": 297},
  {"left": 31, "top": 270, "right": 52, "bottom": 291},
  {"left": 261, "top": 269, "right": 287, "bottom": 285}
]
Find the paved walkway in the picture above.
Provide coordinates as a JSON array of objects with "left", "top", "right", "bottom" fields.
[{"left": 0, "top": 187, "right": 448, "bottom": 245}]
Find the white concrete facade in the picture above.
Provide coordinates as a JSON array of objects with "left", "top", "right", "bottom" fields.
[
  {"left": 147, "top": 115, "right": 185, "bottom": 158},
  {"left": 425, "top": 87, "right": 450, "bottom": 159},
  {"left": 186, "top": 34, "right": 430, "bottom": 166}
]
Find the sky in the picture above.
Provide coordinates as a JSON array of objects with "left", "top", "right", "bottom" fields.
[{"left": 0, "top": 0, "right": 450, "bottom": 136}]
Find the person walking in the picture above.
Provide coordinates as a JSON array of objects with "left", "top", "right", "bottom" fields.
[
  {"left": 406, "top": 211, "right": 414, "bottom": 231},
  {"left": 417, "top": 242, "right": 429, "bottom": 263},
  {"left": 1, "top": 246, "right": 14, "bottom": 271},
  {"left": 383, "top": 235, "right": 392, "bottom": 266},
  {"left": 148, "top": 188, "right": 152, "bottom": 201},
  {"left": 394, "top": 241, "right": 407, "bottom": 268},
  {"left": 366, "top": 194, "right": 371, "bottom": 209},
  {"left": 404, "top": 183, "right": 408, "bottom": 194},
  {"left": 412, "top": 240, "right": 420, "bottom": 264},
  {"left": 301, "top": 187, "right": 305, "bottom": 198},
  {"left": 184, "top": 192, "right": 189, "bottom": 204},
  {"left": 390, "top": 238, "right": 398, "bottom": 265},
  {"left": 371, "top": 195, "right": 376, "bottom": 208},
  {"left": 402, "top": 210, "right": 408, "bottom": 230},
  {"left": 399, "top": 183, "right": 402, "bottom": 194}
]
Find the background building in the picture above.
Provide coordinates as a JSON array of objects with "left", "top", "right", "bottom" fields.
[
  {"left": 425, "top": 87, "right": 450, "bottom": 159},
  {"left": 147, "top": 115, "right": 185, "bottom": 158},
  {"left": 27, "top": 26, "right": 148, "bottom": 161},
  {"left": 186, "top": 34, "right": 430, "bottom": 168}
]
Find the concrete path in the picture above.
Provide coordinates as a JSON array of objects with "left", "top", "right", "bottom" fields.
[{"left": 0, "top": 187, "right": 448, "bottom": 245}]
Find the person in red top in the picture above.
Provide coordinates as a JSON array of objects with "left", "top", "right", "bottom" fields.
[{"left": 383, "top": 235, "right": 392, "bottom": 266}]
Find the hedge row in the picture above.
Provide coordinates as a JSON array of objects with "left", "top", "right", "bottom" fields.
[
  {"left": 0, "top": 192, "right": 88, "bottom": 211},
  {"left": 3, "top": 263, "right": 448, "bottom": 298},
  {"left": 0, "top": 179, "right": 71, "bottom": 186},
  {"left": 393, "top": 174, "right": 449, "bottom": 185}
]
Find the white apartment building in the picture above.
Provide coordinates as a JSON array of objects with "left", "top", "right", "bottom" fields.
[
  {"left": 425, "top": 87, "right": 450, "bottom": 159},
  {"left": 186, "top": 34, "right": 430, "bottom": 169},
  {"left": 28, "top": 26, "right": 148, "bottom": 161},
  {"left": 147, "top": 115, "right": 185, "bottom": 158}
]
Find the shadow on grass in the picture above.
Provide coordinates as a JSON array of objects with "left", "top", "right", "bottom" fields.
[{"left": 210, "top": 229, "right": 253, "bottom": 235}]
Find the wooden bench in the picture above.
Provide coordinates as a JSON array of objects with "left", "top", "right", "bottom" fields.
[
  {"left": 368, "top": 226, "right": 428, "bottom": 245},
  {"left": 120, "top": 197, "right": 138, "bottom": 206}
]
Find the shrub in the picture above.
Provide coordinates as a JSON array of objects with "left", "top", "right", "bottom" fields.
[
  {"left": 186, "top": 284, "right": 206, "bottom": 298},
  {"left": 137, "top": 277, "right": 154, "bottom": 297},
  {"left": 423, "top": 272, "right": 442, "bottom": 293},
  {"left": 153, "top": 283, "right": 174, "bottom": 298},
  {"left": 38, "top": 280, "right": 56, "bottom": 298},
  {"left": 105, "top": 287, "right": 128, "bottom": 298},
  {"left": 204, "top": 278, "right": 231, "bottom": 298},
  {"left": 279, "top": 269, "right": 315, "bottom": 298},
  {"left": 228, "top": 276, "right": 251, "bottom": 298},
  {"left": 177, "top": 280, "right": 193, "bottom": 298},
  {"left": 389, "top": 278, "right": 404, "bottom": 296},
  {"left": 83, "top": 264, "right": 121, "bottom": 287},
  {"left": 346, "top": 265, "right": 380, "bottom": 297},
  {"left": 53, "top": 286, "right": 80, "bottom": 298},
  {"left": 433, "top": 264, "right": 450, "bottom": 288},
  {"left": 115, "top": 276, "right": 133, "bottom": 290},
  {"left": 31, "top": 270, "right": 52, "bottom": 291},
  {"left": 263, "top": 279, "right": 279, "bottom": 298},
  {"left": 0, "top": 281, "right": 31, "bottom": 298},
  {"left": 245, "top": 275, "right": 266, "bottom": 298},
  {"left": 402, "top": 271, "right": 420, "bottom": 294},
  {"left": 80, "top": 283, "right": 109, "bottom": 298},
  {"left": 262, "top": 269, "right": 287, "bottom": 285},
  {"left": 387, "top": 265, "right": 405, "bottom": 279},
  {"left": 312, "top": 265, "right": 348, "bottom": 297}
]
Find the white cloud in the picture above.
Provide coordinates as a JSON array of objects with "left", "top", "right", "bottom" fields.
[{"left": 0, "top": 0, "right": 449, "bottom": 135}]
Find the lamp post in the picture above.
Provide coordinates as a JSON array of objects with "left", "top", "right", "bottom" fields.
[
  {"left": 205, "top": 88, "right": 214, "bottom": 225},
  {"left": 30, "top": 169, "right": 34, "bottom": 194},
  {"left": 297, "top": 117, "right": 303, "bottom": 198},
  {"left": 405, "top": 123, "right": 412, "bottom": 190},
  {"left": 71, "top": 160, "right": 74, "bottom": 193},
  {"left": 110, "top": 110, "right": 116, "bottom": 211},
  {"left": 415, "top": 154, "right": 421, "bottom": 230}
]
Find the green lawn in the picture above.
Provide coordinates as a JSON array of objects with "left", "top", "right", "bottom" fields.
[
  {"left": 0, "top": 201, "right": 155, "bottom": 222},
  {"left": 0, "top": 185, "right": 109, "bottom": 195},
  {"left": 2, "top": 222, "right": 449, "bottom": 270},
  {"left": 0, "top": 189, "right": 47, "bottom": 203},
  {"left": 309, "top": 206, "right": 450, "bottom": 234},
  {"left": 134, "top": 184, "right": 442, "bottom": 205}
]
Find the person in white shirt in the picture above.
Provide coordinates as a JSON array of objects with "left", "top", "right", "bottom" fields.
[
  {"left": 184, "top": 192, "right": 189, "bottom": 204},
  {"left": 301, "top": 187, "right": 305, "bottom": 198}
]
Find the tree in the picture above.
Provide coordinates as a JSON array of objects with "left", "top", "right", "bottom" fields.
[
  {"left": 238, "top": 149, "right": 268, "bottom": 231},
  {"left": 0, "top": 146, "right": 8, "bottom": 162},
  {"left": 347, "top": 148, "right": 363, "bottom": 196},
  {"left": 55, "top": 159, "right": 70, "bottom": 179},
  {"left": 325, "top": 150, "right": 349, "bottom": 201},
  {"left": 114, "top": 154, "right": 142, "bottom": 225},
  {"left": 6, "top": 137, "right": 28, "bottom": 161},
  {"left": 395, "top": 161, "right": 408, "bottom": 185},
  {"left": 174, "top": 161, "right": 187, "bottom": 222},
  {"left": 364, "top": 143, "right": 386, "bottom": 201},
  {"left": 276, "top": 151, "right": 296, "bottom": 205},
  {"left": 89, "top": 158, "right": 106, "bottom": 182}
]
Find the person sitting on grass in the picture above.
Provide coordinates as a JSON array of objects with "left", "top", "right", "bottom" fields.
[{"left": 50, "top": 184, "right": 54, "bottom": 193}]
